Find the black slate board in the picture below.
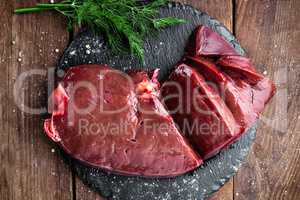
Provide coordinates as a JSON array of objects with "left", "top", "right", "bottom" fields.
[{"left": 58, "top": 3, "right": 256, "bottom": 200}]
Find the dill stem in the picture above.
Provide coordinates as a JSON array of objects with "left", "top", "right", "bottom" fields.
[
  {"left": 37, "top": 3, "right": 74, "bottom": 8},
  {"left": 14, "top": 7, "right": 52, "bottom": 14}
]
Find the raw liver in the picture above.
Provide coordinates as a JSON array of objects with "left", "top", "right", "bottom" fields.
[
  {"left": 185, "top": 56, "right": 275, "bottom": 142},
  {"left": 186, "top": 26, "right": 239, "bottom": 57},
  {"left": 161, "top": 26, "right": 276, "bottom": 159},
  {"left": 44, "top": 65, "right": 202, "bottom": 177},
  {"left": 161, "top": 63, "right": 241, "bottom": 159}
]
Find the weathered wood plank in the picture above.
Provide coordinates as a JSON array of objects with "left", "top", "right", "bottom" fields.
[
  {"left": 75, "top": 1, "right": 234, "bottom": 200},
  {"left": 234, "top": 0, "right": 300, "bottom": 199},
  {"left": 75, "top": 178, "right": 105, "bottom": 200},
  {"left": 0, "top": 0, "right": 72, "bottom": 199},
  {"left": 174, "top": 0, "right": 233, "bottom": 29},
  {"left": 208, "top": 181, "right": 233, "bottom": 200},
  {"left": 0, "top": 0, "right": 13, "bottom": 199}
]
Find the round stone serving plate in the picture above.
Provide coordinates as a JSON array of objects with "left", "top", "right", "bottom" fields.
[{"left": 58, "top": 2, "right": 256, "bottom": 200}]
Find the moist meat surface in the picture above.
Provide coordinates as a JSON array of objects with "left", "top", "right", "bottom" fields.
[
  {"left": 161, "top": 26, "right": 276, "bottom": 159},
  {"left": 44, "top": 65, "right": 202, "bottom": 177}
]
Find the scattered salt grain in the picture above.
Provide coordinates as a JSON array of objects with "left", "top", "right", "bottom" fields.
[
  {"left": 55, "top": 48, "right": 60, "bottom": 53},
  {"left": 86, "top": 49, "right": 91, "bottom": 54},
  {"left": 263, "top": 70, "right": 268, "bottom": 75},
  {"left": 85, "top": 44, "right": 91, "bottom": 49},
  {"left": 17, "top": 58, "right": 22, "bottom": 62},
  {"left": 51, "top": 148, "right": 55, "bottom": 153},
  {"left": 12, "top": 41, "right": 16, "bottom": 45},
  {"left": 69, "top": 50, "right": 76, "bottom": 55},
  {"left": 50, "top": 0, "right": 55, "bottom": 3}
]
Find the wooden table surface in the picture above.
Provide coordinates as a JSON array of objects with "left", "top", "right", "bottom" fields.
[{"left": 1, "top": 0, "right": 299, "bottom": 199}]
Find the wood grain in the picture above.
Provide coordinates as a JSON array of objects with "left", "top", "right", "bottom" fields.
[
  {"left": 0, "top": 0, "right": 13, "bottom": 199},
  {"left": 0, "top": 0, "right": 72, "bottom": 199},
  {"left": 174, "top": 0, "right": 233, "bottom": 29},
  {"left": 208, "top": 181, "right": 234, "bottom": 200},
  {"left": 75, "top": 178, "right": 105, "bottom": 200},
  {"left": 234, "top": 0, "right": 300, "bottom": 199}
]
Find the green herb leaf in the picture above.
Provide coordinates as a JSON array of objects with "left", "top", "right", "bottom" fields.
[
  {"left": 14, "top": 0, "right": 187, "bottom": 61},
  {"left": 153, "top": 17, "right": 186, "bottom": 29}
]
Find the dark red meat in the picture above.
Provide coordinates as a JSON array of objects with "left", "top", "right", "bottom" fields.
[
  {"left": 185, "top": 56, "right": 276, "bottom": 137},
  {"left": 186, "top": 26, "right": 239, "bottom": 57},
  {"left": 161, "top": 63, "right": 240, "bottom": 159},
  {"left": 217, "top": 55, "right": 264, "bottom": 84},
  {"left": 161, "top": 26, "right": 276, "bottom": 159},
  {"left": 44, "top": 65, "right": 202, "bottom": 177}
]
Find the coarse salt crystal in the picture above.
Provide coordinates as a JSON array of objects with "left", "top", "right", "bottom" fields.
[{"left": 69, "top": 50, "right": 76, "bottom": 55}]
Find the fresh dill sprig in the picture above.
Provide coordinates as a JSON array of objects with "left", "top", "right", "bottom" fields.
[{"left": 14, "top": 0, "right": 186, "bottom": 61}]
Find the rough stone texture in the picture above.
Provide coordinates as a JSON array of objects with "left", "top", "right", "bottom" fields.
[{"left": 58, "top": 3, "right": 256, "bottom": 200}]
